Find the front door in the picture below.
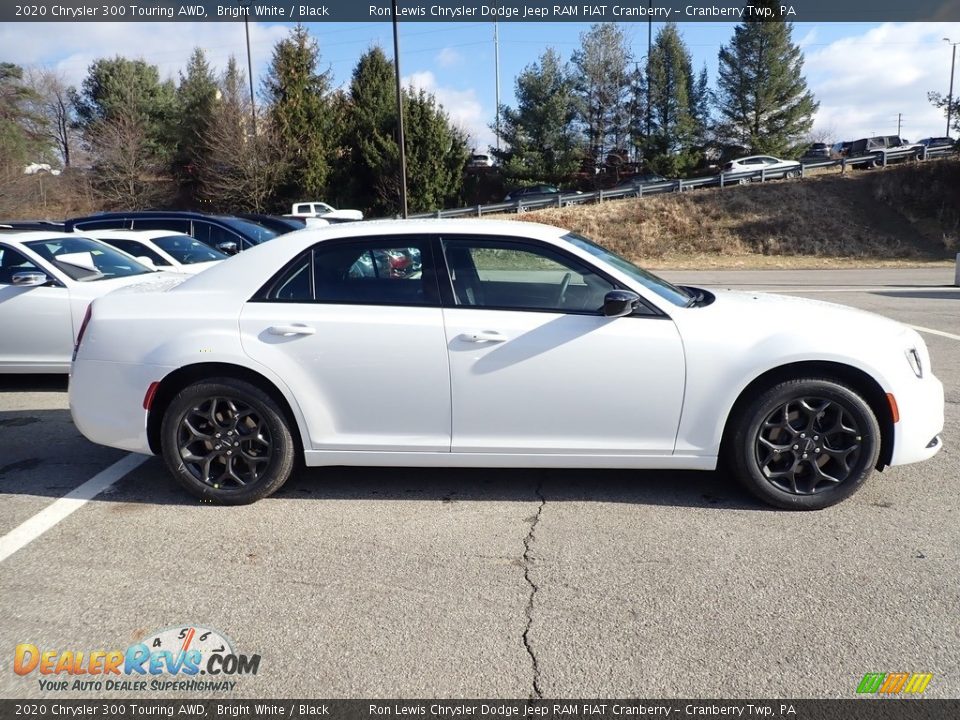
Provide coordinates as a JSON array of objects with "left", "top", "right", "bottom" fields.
[{"left": 440, "top": 237, "right": 686, "bottom": 455}]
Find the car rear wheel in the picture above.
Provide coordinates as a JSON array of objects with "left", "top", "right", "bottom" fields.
[
  {"left": 786, "top": 169, "right": 800, "bottom": 178},
  {"left": 729, "top": 378, "right": 880, "bottom": 510},
  {"left": 160, "top": 378, "right": 296, "bottom": 504}
]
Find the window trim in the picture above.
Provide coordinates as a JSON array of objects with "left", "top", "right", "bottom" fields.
[
  {"left": 434, "top": 235, "right": 665, "bottom": 318},
  {"left": 250, "top": 236, "right": 441, "bottom": 308}
]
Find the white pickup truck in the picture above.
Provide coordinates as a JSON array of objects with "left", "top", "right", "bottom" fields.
[{"left": 285, "top": 201, "right": 363, "bottom": 223}]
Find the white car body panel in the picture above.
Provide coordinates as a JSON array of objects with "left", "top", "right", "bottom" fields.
[
  {"left": 69, "top": 220, "right": 944, "bottom": 478},
  {"left": 0, "top": 232, "right": 185, "bottom": 373}
]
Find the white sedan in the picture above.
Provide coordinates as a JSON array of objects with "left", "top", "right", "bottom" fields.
[
  {"left": 83, "top": 230, "right": 227, "bottom": 274},
  {"left": 0, "top": 231, "right": 183, "bottom": 373},
  {"left": 722, "top": 155, "right": 802, "bottom": 182},
  {"left": 69, "top": 220, "right": 944, "bottom": 510}
]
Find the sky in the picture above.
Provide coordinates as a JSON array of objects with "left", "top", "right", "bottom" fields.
[{"left": 1, "top": 19, "right": 958, "bottom": 153}]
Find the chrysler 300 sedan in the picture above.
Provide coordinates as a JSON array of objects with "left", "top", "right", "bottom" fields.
[{"left": 69, "top": 220, "right": 944, "bottom": 509}]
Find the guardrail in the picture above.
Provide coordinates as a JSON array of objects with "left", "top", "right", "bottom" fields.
[{"left": 410, "top": 145, "right": 957, "bottom": 219}]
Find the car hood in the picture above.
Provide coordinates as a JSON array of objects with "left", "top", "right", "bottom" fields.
[{"left": 696, "top": 288, "right": 911, "bottom": 343}]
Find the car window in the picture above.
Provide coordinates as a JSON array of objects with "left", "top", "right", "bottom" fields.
[
  {"left": 152, "top": 235, "right": 226, "bottom": 264},
  {"left": 442, "top": 238, "right": 615, "bottom": 314},
  {"left": 132, "top": 218, "right": 191, "bottom": 233},
  {"left": 102, "top": 239, "right": 171, "bottom": 266},
  {"left": 0, "top": 246, "right": 43, "bottom": 284},
  {"left": 72, "top": 218, "right": 131, "bottom": 231},
  {"left": 24, "top": 237, "right": 152, "bottom": 281},
  {"left": 193, "top": 222, "right": 248, "bottom": 251},
  {"left": 263, "top": 240, "right": 433, "bottom": 306}
]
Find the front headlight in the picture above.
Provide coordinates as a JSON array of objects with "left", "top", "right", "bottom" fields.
[{"left": 905, "top": 347, "right": 923, "bottom": 378}]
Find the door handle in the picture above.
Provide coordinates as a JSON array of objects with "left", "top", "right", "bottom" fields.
[
  {"left": 460, "top": 330, "right": 507, "bottom": 343},
  {"left": 268, "top": 324, "right": 316, "bottom": 336}
]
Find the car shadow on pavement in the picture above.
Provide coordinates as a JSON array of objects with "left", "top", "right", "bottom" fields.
[{"left": 870, "top": 289, "right": 960, "bottom": 300}]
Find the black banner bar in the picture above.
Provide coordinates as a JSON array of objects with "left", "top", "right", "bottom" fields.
[
  {"left": 3, "top": 0, "right": 960, "bottom": 23},
  {"left": 1, "top": 700, "right": 960, "bottom": 720}
]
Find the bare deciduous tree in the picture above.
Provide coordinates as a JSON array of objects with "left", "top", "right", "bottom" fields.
[{"left": 23, "top": 69, "right": 77, "bottom": 168}]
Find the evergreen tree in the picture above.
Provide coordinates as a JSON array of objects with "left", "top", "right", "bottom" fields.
[
  {"left": 646, "top": 24, "right": 697, "bottom": 174},
  {"left": 402, "top": 88, "right": 468, "bottom": 213},
  {"left": 494, "top": 48, "right": 582, "bottom": 184},
  {"left": 715, "top": 0, "right": 818, "bottom": 156},
  {"left": 173, "top": 48, "right": 218, "bottom": 206},
  {"left": 0, "top": 63, "right": 46, "bottom": 175},
  {"left": 571, "top": 24, "right": 633, "bottom": 168},
  {"left": 262, "top": 24, "right": 334, "bottom": 206}
]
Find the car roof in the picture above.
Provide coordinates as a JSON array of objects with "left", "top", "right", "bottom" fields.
[{"left": 83, "top": 229, "right": 192, "bottom": 241}]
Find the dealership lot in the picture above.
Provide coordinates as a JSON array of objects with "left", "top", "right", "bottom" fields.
[{"left": 0, "top": 268, "right": 957, "bottom": 699}]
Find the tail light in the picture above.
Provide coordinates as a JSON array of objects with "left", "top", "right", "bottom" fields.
[{"left": 72, "top": 304, "right": 93, "bottom": 361}]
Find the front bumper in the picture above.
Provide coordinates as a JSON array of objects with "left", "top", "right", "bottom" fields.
[{"left": 889, "top": 373, "right": 945, "bottom": 466}]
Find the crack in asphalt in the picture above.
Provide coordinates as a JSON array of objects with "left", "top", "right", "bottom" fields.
[{"left": 522, "top": 477, "right": 546, "bottom": 700}]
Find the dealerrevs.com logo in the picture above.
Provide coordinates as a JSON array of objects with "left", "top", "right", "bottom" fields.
[{"left": 14, "top": 625, "right": 261, "bottom": 692}]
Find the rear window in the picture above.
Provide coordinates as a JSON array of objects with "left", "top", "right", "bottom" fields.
[{"left": 153, "top": 235, "right": 227, "bottom": 264}]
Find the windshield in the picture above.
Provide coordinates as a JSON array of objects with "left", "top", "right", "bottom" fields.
[
  {"left": 25, "top": 236, "right": 154, "bottom": 281},
  {"left": 563, "top": 232, "right": 692, "bottom": 307},
  {"left": 153, "top": 235, "right": 227, "bottom": 264},
  {"left": 218, "top": 217, "right": 279, "bottom": 244}
]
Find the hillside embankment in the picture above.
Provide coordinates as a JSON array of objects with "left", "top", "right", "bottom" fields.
[{"left": 509, "top": 159, "right": 960, "bottom": 269}]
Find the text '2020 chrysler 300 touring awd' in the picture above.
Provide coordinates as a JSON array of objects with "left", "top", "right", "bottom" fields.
[{"left": 69, "top": 220, "right": 944, "bottom": 509}]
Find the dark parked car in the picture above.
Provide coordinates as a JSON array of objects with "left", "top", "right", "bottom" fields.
[
  {"left": 801, "top": 142, "right": 831, "bottom": 160},
  {"left": 613, "top": 172, "right": 669, "bottom": 189},
  {"left": 503, "top": 184, "right": 562, "bottom": 203},
  {"left": 64, "top": 211, "right": 287, "bottom": 254},
  {"left": 0, "top": 220, "right": 65, "bottom": 232},
  {"left": 237, "top": 214, "right": 307, "bottom": 234},
  {"left": 917, "top": 137, "right": 955, "bottom": 149}
]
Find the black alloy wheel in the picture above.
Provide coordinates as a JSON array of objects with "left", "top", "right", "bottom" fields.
[{"left": 729, "top": 378, "right": 880, "bottom": 510}]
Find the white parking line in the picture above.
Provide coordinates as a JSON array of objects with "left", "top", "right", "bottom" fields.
[
  {"left": 0, "top": 453, "right": 148, "bottom": 564},
  {"left": 910, "top": 325, "right": 960, "bottom": 342}
]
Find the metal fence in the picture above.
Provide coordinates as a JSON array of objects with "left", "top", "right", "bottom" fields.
[{"left": 410, "top": 145, "right": 958, "bottom": 219}]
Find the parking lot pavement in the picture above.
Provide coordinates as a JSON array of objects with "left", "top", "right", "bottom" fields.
[{"left": 0, "top": 268, "right": 957, "bottom": 699}]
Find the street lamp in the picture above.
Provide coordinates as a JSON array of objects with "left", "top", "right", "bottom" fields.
[{"left": 946, "top": 38, "right": 959, "bottom": 138}]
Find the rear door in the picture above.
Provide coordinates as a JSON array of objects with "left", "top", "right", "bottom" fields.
[{"left": 240, "top": 236, "right": 451, "bottom": 452}]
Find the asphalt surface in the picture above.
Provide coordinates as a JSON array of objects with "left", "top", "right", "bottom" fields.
[{"left": 0, "top": 267, "right": 957, "bottom": 700}]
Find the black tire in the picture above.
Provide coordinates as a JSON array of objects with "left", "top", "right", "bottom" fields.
[
  {"left": 729, "top": 378, "right": 880, "bottom": 510},
  {"left": 786, "top": 169, "right": 800, "bottom": 179},
  {"left": 160, "top": 378, "right": 296, "bottom": 504}
]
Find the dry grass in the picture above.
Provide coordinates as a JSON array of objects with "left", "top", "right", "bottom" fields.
[{"left": 499, "top": 160, "right": 959, "bottom": 268}]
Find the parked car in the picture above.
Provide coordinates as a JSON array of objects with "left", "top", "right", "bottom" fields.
[
  {"left": 503, "top": 184, "right": 562, "bottom": 202},
  {"left": 722, "top": 156, "right": 802, "bottom": 182},
  {"left": 64, "top": 212, "right": 284, "bottom": 254},
  {"left": 69, "top": 219, "right": 943, "bottom": 510},
  {"left": 237, "top": 214, "right": 308, "bottom": 234},
  {"left": 0, "top": 220, "right": 65, "bottom": 232},
  {"left": 844, "top": 136, "right": 924, "bottom": 167},
  {"left": 286, "top": 202, "right": 363, "bottom": 223},
  {"left": 917, "top": 137, "right": 955, "bottom": 149},
  {"left": 0, "top": 231, "right": 182, "bottom": 373},
  {"left": 83, "top": 230, "right": 227, "bottom": 274},
  {"left": 801, "top": 143, "right": 831, "bottom": 161},
  {"left": 468, "top": 153, "right": 495, "bottom": 168},
  {"left": 612, "top": 173, "right": 670, "bottom": 191}
]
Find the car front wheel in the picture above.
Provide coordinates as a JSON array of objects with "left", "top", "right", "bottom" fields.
[
  {"left": 160, "top": 378, "right": 296, "bottom": 504},
  {"left": 729, "top": 378, "right": 881, "bottom": 510}
]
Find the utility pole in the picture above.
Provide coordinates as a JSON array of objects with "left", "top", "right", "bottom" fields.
[
  {"left": 946, "top": 39, "right": 958, "bottom": 138},
  {"left": 392, "top": 0, "right": 408, "bottom": 218},
  {"left": 646, "top": 2, "right": 652, "bottom": 150},
  {"left": 238, "top": 0, "right": 256, "bottom": 128},
  {"left": 495, "top": 21, "right": 501, "bottom": 152},
  {"left": 897, "top": 113, "right": 902, "bottom": 137}
]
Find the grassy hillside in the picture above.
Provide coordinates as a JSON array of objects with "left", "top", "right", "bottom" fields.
[{"left": 508, "top": 159, "right": 960, "bottom": 268}]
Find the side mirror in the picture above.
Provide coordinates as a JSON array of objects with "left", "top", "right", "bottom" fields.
[
  {"left": 12, "top": 271, "right": 49, "bottom": 287},
  {"left": 216, "top": 241, "right": 239, "bottom": 255},
  {"left": 603, "top": 290, "right": 640, "bottom": 318},
  {"left": 136, "top": 256, "right": 157, "bottom": 270}
]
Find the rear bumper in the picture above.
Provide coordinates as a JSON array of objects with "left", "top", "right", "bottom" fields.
[
  {"left": 889, "top": 373, "right": 945, "bottom": 466},
  {"left": 69, "top": 359, "right": 169, "bottom": 454}
]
